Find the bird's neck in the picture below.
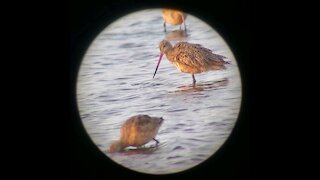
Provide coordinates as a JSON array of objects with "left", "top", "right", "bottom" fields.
[
  {"left": 118, "top": 141, "right": 127, "bottom": 150},
  {"left": 111, "top": 140, "right": 127, "bottom": 152},
  {"left": 165, "top": 49, "right": 175, "bottom": 62}
]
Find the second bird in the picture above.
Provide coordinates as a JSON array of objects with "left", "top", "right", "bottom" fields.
[
  {"left": 108, "top": 115, "right": 164, "bottom": 153},
  {"left": 162, "top": 8, "right": 187, "bottom": 32},
  {"left": 153, "top": 40, "right": 230, "bottom": 84}
]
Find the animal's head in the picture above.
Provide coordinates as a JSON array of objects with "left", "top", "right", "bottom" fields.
[
  {"left": 159, "top": 40, "right": 172, "bottom": 54},
  {"left": 107, "top": 140, "right": 125, "bottom": 153},
  {"left": 153, "top": 40, "right": 173, "bottom": 79}
]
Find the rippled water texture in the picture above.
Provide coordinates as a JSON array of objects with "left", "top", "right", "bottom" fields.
[{"left": 77, "top": 9, "right": 242, "bottom": 174}]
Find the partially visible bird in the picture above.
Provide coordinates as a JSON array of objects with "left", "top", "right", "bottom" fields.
[
  {"left": 153, "top": 40, "right": 230, "bottom": 84},
  {"left": 162, "top": 9, "right": 187, "bottom": 32},
  {"left": 108, "top": 115, "right": 164, "bottom": 153}
]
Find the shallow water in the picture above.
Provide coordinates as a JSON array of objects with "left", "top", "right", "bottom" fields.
[{"left": 76, "top": 9, "right": 242, "bottom": 174}]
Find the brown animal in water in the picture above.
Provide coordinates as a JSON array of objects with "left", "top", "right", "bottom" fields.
[
  {"left": 162, "top": 9, "right": 187, "bottom": 31},
  {"left": 108, "top": 115, "right": 164, "bottom": 153},
  {"left": 153, "top": 40, "right": 230, "bottom": 84}
]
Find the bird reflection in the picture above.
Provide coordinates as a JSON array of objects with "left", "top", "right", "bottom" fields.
[
  {"left": 164, "top": 30, "right": 188, "bottom": 41},
  {"left": 175, "top": 78, "right": 229, "bottom": 93},
  {"left": 119, "top": 144, "right": 160, "bottom": 155}
]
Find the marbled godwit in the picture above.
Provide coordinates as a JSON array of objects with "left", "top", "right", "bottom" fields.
[
  {"left": 153, "top": 40, "right": 230, "bottom": 84},
  {"left": 108, "top": 115, "right": 164, "bottom": 153},
  {"left": 162, "top": 9, "right": 187, "bottom": 32}
]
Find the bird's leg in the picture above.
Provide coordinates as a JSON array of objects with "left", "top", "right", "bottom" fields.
[
  {"left": 182, "top": 15, "right": 187, "bottom": 31},
  {"left": 180, "top": 14, "right": 187, "bottom": 31},
  {"left": 153, "top": 138, "right": 159, "bottom": 144},
  {"left": 192, "top": 74, "right": 196, "bottom": 85},
  {"left": 163, "top": 22, "right": 166, "bottom": 32}
]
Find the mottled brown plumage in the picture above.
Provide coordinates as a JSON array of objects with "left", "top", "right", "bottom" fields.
[
  {"left": 153, "top": 40, "right": 229, "bottom": 84},
  {"left": 108, "top": 115, "right": 164, "bottom": 153},
  {"left": 162, "top": 9, "right": 187, "bottom": 31}
]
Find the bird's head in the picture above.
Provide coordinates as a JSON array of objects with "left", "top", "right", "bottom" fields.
[
  {"left": 159, "top": 40, "right": 172, "bottom": 54},
  {"left": 153, "top": 40, "right": 172, "bottom": 79},
  {"left": 107, "top": 140, "right": 125, "bottom": 153}
]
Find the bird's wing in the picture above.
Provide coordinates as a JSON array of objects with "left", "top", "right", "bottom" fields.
[
  {"left": 122, "top": 115, "right": 152, "bottom": 131},
  {"left": 174, "top": 43, "right": 224, "bottom": 67},
  {"left": 120, "top": 115, "right": 156, "bottom": 141}
]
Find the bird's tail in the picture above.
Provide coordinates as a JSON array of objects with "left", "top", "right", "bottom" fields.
[
  {"left": 215, "top": 53, "right": 231, "bottom": 64},
  {"left": 224, "top": 60, "right": 231, "bottom": 64},
  {"left": 221, "top": 56, "right": 231, "bottom": 65}
]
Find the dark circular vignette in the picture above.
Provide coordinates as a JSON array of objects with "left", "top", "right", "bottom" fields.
[{"left": 70, "top": 1, "right": 251, "bottom": 179}]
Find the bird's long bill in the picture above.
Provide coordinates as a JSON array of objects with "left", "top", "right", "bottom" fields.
[{"left": 153, "top": 53, "right": 164, "bottom": 79}]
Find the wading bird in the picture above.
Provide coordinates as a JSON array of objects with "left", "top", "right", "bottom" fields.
[
  {"left": 108, "top": 115, "right": 164, "bottom": 153},
  {"left": 153, "top": 40, "right": 230, "bottom": 84},
  {"left": 162, "top": 9, "right": 187, "bottom": 32}
]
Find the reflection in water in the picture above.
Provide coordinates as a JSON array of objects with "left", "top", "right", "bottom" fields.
[
  {"left": 175, "top": 78, "right": 229, "bottom": 93},
  {"left": 165, "top": 30, "right": 188, "bottom": 41},
  {"left": 107, "top": 143, "right": 162, "bottom": 156},
  {"left": 122, "top": 144, "right": 160, "bottom": 155}
]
